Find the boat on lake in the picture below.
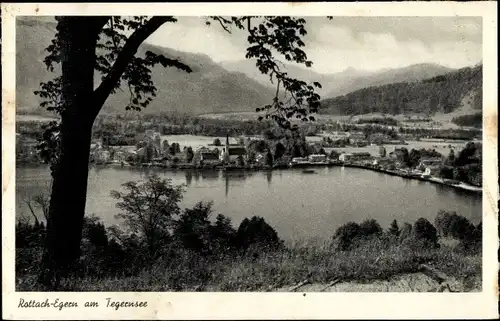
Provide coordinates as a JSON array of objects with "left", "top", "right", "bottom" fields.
[{"left": 302, "top": 169, "right": 317, "bottom": 174}]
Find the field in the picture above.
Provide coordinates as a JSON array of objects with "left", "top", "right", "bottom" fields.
[
  {"left": 324, "top": 140, "right": 469, "bottom": 156},
  {"left": 16, "top": 114, "right": 59, "bottom": 122},
  {"left": 199, "top": 99, "right": 482, "bottom": 131}
]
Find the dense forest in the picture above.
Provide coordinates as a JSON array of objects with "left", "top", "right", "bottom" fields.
[
  {"left": 320, "top": 65, "right": 482, "bottom": 115},
  {"left": 452, "top": 113, "right": 483, "bottom": 128}
]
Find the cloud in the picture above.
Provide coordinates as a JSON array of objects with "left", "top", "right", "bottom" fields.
[{"left": 145, "top": 16, "right": 483, "bottom": 74}]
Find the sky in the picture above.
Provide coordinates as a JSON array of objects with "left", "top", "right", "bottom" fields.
[{"left": 145, "top": 16, "right": 483, "bottom": 74}]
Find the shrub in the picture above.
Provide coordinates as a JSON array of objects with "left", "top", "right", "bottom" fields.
[
  {"left": 209, "top": 214, "right": 237, "bottom": 254},
  {"left": 388, "top": 219, "right": 400, "bottom": 236},
  {"left": 413, "top": 218, "right": 438, "bottom": 248},
  {"left": 435, "top": 210, "right": 477, "bottom": 242},
  {"left": 398, "top": 222, "right": 412, "bottom": 242},
  {"left": 82, "top": 215, "right": 108, "bottom": 249},
  {"left": 174, "top": 201, "right": 213, "bottom": 255},
  {"left": 449, "top": 216, "right": 475, "bottom": 240},
  {"left": 15, "top": 216, "right": 45, "bottom": 249},
  {"left": 435, "top": 210, "right": 458, "bottom": 237},
  {"left": 329, "top": 150, "right": 340, "bottom": 160},
  {"left": 333, "top": 222, "right": 361, "bottom": 251},
  {"left": 359, "top": 219, "right": 383, "bottom": 238},
  {"left": 439, "top": 166, "right": 455, "bottom": 179},
  {"left": 236, "top": 216, "right": 282, "bottom": 252}
]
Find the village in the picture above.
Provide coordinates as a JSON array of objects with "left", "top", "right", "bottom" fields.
[{"left": 15, "top": 128, "right": 468, "bottom": 192}]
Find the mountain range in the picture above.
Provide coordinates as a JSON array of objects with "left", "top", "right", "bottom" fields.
[
  {"left": 220, "top": 60, "right": 455, "bottom": 99},
  {"left": 16, "top": 17, "right": 475, "bottom": 117},
  {"left": 16, "top": 17, "right": 276, "bottom": 116},
  {"left": 320, "top": 65, "right": 482, "bottom": 115}
]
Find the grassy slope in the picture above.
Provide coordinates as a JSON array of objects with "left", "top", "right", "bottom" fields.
[{"left": 17, "top": 237, "right": 481, "bottom": 292}]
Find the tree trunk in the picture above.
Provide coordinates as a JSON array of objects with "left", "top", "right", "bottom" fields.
[{"left": 39, "top": 18, "right": 100, "bottom": 287}]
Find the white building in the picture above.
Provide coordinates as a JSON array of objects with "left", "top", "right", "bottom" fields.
[
  {"left": 308, "top": 154, "right": 327, "bottom": 163},
  {"left": 322, "top": 131, "right": 350, "bottom": 141}
]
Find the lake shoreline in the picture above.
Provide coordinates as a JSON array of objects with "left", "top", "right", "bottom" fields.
[{"left": 17, "top": 160, "right": 483, "bottom": 194}]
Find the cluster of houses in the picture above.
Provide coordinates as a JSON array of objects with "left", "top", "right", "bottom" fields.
[
  {"left": 88, "top": 128, "right": 444, "bottom": 177},
  {"left": 89, "top": 131, "right": 252, "bottom": 167}
]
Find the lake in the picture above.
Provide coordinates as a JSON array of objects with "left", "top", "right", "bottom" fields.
[{"left": 15, "top": 165, "right": 482, "bottom": 241}]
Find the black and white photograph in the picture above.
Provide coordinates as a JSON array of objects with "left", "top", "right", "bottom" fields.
[{"left": 2, "top": 2, "right": 498, "bottom": 320}]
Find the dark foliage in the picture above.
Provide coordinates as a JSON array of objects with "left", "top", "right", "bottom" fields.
[
  {"left": 413, "top": 218, "right": 439, "bottom": 248},
  {"left": 236, "top": 216, "right": 283, "bottom": 252},
  {"left": 434, "top": 210, "right": 481, "bottom": 251},
  {"left": 388, "top": 219, "right": 400, "bottom": 237},
  {"left": 321, "top": 65, "right": 482, "bottom": 115},
  {"left": 359, "top": 219, "right": 383, "bottom": 238},
  {"left": 333, "top": 222, "right": 361, "bottom": 251},
  {"left": 452, "top": 113, "right": 482, "bottom": 128}
]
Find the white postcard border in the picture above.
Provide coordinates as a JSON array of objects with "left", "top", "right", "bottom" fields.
[{"left": 2, "top": 2, "right": 498, "bottom": 320}]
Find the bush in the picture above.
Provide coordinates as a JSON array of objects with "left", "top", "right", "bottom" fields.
[
  {"left": 333, "top": 222, "right": 361, "bottom": 251},
  {"left": 413, "top": 218, "right": 438, "bottom": 248},
  {"left": 236, "top": 216, "right": 282, "bottom": 252},
  {"left": 435, "top": 210, "right": 455, "bottom": 237},
  {"left": 449, "top": 216, "right": 475, "bottom": 240},
  {"left": 174, "top": 201, "right": 213, "bottom": 255},
  {"left": 398, "top": 222, "right": 412, "bottom": 242},
  {"left": 209, "top": 214, "right": 237, "bottom": 254},
  {"left": 82, "top": 215, "right": 108, "bottom": 249},
  {"left": 388, "top": 219, "right": 400, "bottom": 236},
  {"left": 439, "top": 166, "right": 455, "bottom": 179},
  {"left": 435, "top": 210, "right": 477, "bottom": 242},
  {"left": 359, "top": 219, "right": 383, "bottom": 238},
  {"left": 329, "top": 150, "right": 340, "bottom": 160},
  {"left": 16, "top": 217, "right": 45, "bottom": 249}
]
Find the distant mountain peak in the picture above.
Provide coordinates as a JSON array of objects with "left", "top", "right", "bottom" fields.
[{"left": 342, "top": 67, "right": 357, "bottom": 73}]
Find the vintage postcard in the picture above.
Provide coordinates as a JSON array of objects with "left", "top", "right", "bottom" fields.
[{"left": 2, "top": 1, "right": 498, "bottom": 320}]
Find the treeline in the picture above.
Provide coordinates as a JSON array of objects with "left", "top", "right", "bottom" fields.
[
  {"left": 356, "top": 117, "right": 399, "bottom": 126},
  {"left": 90, "top": 114, "right": 324, "bottom": 146},
  {"left": 439, "top": 142, "right": 482, "bottom": 186},
  {"left": 452, "top": 113, "right": 482, "bottom": 128},
  {"left": 320, "top": 65, "right": 482, "bottom": 115},
  {"left": 398, "top": 126, "right": 480, "bottom": 140},
  {"left": 93, "top": 113, "right": 276, "bottom": 138},
  {"left": 333, "top": 212, "right": 480, "bottom": 253},
  {"left": 395, "top": 147, "right": 444, "bottom": 168}
]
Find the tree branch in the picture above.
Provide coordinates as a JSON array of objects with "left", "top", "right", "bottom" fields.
[
  {"left": 92, "top": 17, "right": 170, "bottom": 119},
  {"left": 212, "top": 16, "right": 232, "bottom": 34}
]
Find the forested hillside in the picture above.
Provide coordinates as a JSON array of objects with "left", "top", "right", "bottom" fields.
[
  {"left": 320, "top": 65, "right": 482, "bottom": 115},
  {"left": 16, "top": 17, "right": 277, "bottom": 116}
]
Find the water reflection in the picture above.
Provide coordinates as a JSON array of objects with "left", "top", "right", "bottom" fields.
[
  {"left": 221, "top": 171, "right": 252, "bottom": 197},
  {"left": 185, "top": 171, "right": 192, "bottom": 187},
  {"left": 201, "top": 170, "right": 221, "bottom": 181},
  {"left": 193, "top": 170, "right": 200, "bottom": 182},
  {"left": 266, "top": 171, "right": 272, "bottom": 186}
]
